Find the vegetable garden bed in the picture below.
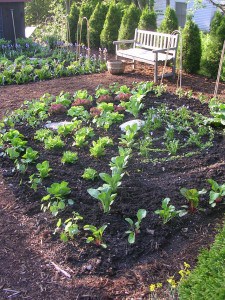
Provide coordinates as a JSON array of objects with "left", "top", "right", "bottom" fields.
[{"left": 1, "top": 81, "right": 225, "bottom": 298}]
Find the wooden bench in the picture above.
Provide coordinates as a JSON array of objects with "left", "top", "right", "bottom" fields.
[{"left": 113, "top": 29, "right": 179, "bottom": 83}]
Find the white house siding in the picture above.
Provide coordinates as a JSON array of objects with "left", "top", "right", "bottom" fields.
[{"left": 154, "top": 0, "right": 217, "bottom": 32}]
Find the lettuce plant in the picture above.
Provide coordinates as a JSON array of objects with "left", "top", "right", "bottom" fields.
[
  {"left": 34, "top": 128, "right": 53, "bottom": 142},
  {"left": 41, "top": 181, "right": 73, "bottom": 216},
  {"left": 21, "top": 147, "right": 39, "bottom": 164},
  {"left": 61, "top": 151, "right": 78, "bottom": 164},
  {"left": 90, "top": 136, "right": 113, "bottom": 158},
  {"left": 44, "top": 135, "right": 65, "bottom": 150},
  {"left": 37, "top": 161, "right": 52, "bottom": 177},
  {"left": 82, "top": 168, "right": 98, "bottom": 181}
]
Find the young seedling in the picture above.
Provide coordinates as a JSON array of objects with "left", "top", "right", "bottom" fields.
[
  {"left": 125, "top": 209, "right": 147, "bottom": 244},
  {"left": 207, "top": 179, "right": 225, "bottom": 207},
  {"left": 180, "top": 187, "right": 207, "bottom": 213},
  {"left": 87, "top": 185, "right": 117, "bottom": 213},
  {"left": 61, "top": 151, "right": 78, "bottom": 164},
  {"left": 36, "top": 160, "right": 52, "bottom": 179},
  {"left": 82, "top": 168, "right": 98, "bottom": 181},
  {"left": 155, "top": 198, "right": 186, "bottom": 224},
  {"left": 41, "top": 181, "right": 73, "bottom": 216},
  {"left": 56, "top": 212, "right": 83, "bottom": 242},
  {"left": 83, "top": 224, "right": 108, "bottom": 248}
]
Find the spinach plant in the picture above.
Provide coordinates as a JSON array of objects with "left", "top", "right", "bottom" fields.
[{"left": 125, "top": 209, "right": 147, "bottom": 244}]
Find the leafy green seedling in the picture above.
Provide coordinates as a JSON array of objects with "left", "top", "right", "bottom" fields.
[
  {"left": 155, "top": 198, "right": 186, "bottom": 224},
  {"left": 125, "top": 209, "right": 147, "bottom": 244},
  {"left": 207, "top": 179, "right": 225, "bottom": 207},
  {"left": 61, "top": 151, "right": 78, "bottom": 164},
  {"left": 82, "top": 168, "right": 98, "bottom": 181},
  {"left": 56, "top": 212, "right": 83, "bottom": 242},
  {"left": 83, "top": 224, "right": 108, "bottom": 248},
  {"left": 36, "top": 160, "right": 52, "bottom": 178},
  {"left": 41, "top": 181, "right": 73, "bottom": 216},
  {"left": 180, "top": 187, "right": 207, "bottom": 213},
  {"left": 87, "top": 185, "right": 117, "bottom": 213}
]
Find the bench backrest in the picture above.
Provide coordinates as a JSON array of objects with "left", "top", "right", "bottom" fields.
[{"left": 134, "top": 29, "right": 179, "bottom": 54}]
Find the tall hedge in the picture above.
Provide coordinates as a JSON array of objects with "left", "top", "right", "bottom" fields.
[
  {"left": 182, "top": 17, "right": 201, "bottom": 74},
  {"left": 100, "top": 2, "right": 122, "bottom": 52},
  {"left": 89, "top": 2, "right": 108, "bottom": 48},
  {"left": 158, "top": 6, "right": 178, "bottom": 33},
  {"left": 138, "top": 7, "right": 157, "bottom": 31},
  {"left": 68, "top": 3, "right": 80, "bottom": 44},
  {"left": 118, "top": 3, "right": 141, "bottom": 41}
]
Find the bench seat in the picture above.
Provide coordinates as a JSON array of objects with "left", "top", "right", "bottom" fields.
[{"left": 113, "top": 29, "right": 179, "bottom": 83}]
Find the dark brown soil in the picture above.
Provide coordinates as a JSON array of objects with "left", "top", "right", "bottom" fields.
[{"left": 0, "top": 63, "right": 225, "bottom": 300}]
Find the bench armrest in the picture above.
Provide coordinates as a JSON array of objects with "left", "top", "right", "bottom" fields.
[
  {"left": 152, "top": 47, "right": 177, "bottom": 53},
  {"left": 113, "top": 40, "right": 135, "bottom": 45}
]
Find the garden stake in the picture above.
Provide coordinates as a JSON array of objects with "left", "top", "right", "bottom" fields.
[{"left": 214, "top": 40, "right": 225, "bottom": 98}]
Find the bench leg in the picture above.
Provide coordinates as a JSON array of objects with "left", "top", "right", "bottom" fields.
[
  {"left": 172, "top": 58, "right": 176, "bottom": 79},
  {"left": 154, "top": 60, "right": 158, "bottom": 83},
  {"left": 132, "top": 60, "right": 136, "bottom": 70}
]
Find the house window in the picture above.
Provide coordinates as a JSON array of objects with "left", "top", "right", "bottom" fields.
[
  {"left": 175, "top": 2, "right": 187, "bottom": 28},
  {"left": 0, "top": 8, "right": 3, "bottom": 39}
]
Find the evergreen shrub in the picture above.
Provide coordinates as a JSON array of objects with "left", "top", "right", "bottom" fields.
[
  {"left": 89, "top": 2, "right": 109, "bottom": 48},
  {"left": 138, "top": 7, "right": 157, "bottom": 31},
  {"left": 100, "top": 2, "right": 122, "bottom": 52},
  {"left": 158, "top": 6, "right": 178, "bottom": 33},
  {"left": 182, "top": 17, "right": 201, "bottom": 74},
  {"left": 118, "top": 3, "right": 141, "bottom": 41}
]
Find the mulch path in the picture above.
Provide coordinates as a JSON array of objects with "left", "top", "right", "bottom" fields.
[{"left": 0, "top": 63, "right": 225, "bottom": 300}]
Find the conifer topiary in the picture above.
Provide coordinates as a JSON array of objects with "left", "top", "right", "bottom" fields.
[
  {"left": 100, "top": 2, "right": 122, "bottom": 52},
  {"left": 138, "top": 7, "right": 157, "bottom": 31},
  {"left": 78, "top": 1, "right": 96, "bottom": 45},
  {"left": 118, "top": 3, "right": 141, "bottom": 41},
  {"left": 182, "top": 17, "right": 201, "bottom": 74},
  {"left": 89, "top": 2, "right": 109, "bottom": 48},
  {"left": 158, "top": 6, "right": 178, "bottom": 33},
  {"left": 210, "top": 11, "right": 223, "bottom": 35},
  {"left": 68, "top": 3, "right": 80, "bottom": 44},
  {"left": 201, "top": 14, "right": 225, "bottom": 78}
]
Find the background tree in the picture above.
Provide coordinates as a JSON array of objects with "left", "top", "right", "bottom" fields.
[
  {"left": 138, "top": 7, "right": 157, "bottom": 31},
  {"left": 182, "top": 16, "right": 201, "bottom": 74},
  {"left": 25, "top": 0, "right": 51, "bottom": 25},
  {"left": 158, "top": 6, "right": 178, "bottom": 33},
  {"left": 100, "top": 2, "right": 122, "bottom": 52},
  {"left": 89, "top": 2, "right": 109, "bottom": 48},
  {"left": 118, "top": 3, "right": 141, "bottom": 41},
  {"left": 68, "top": 3, "right": 80, "bottom": 44}
]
